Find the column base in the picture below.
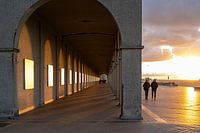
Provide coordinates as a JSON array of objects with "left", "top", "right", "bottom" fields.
[
  {"left": 0, "top": 111, "right": 18, "bottom": 120},
  {"left": 120, "top": 114, "right": 143, "bottom": 121}
]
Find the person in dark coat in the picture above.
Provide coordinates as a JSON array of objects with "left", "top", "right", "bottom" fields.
[
  {"left": 143, "top": 79, "right": 150, "bottom": 100},
  {"left": 151, "top": 79, "right": 158, "bottom": 100}
]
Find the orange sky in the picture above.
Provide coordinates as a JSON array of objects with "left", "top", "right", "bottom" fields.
[{"left": 142, "top": 0, "right": 200, "bottom": 80}]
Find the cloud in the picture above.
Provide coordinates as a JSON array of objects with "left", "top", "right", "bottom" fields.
[
  {"left": 143, "top": 0, "right": 200, "bottom": 27},
  {"left": 142, "top": 45, "right": 174, "bottom": 62},
  {"left": 142, "top": 0, "right": 200, "bottom": 62}
]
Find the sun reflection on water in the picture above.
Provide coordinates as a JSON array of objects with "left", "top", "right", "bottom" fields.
[
  {"left": 182, "top": 87, "right": 200, "bottom": 125},
  {"left": 187, "top": 87, "right": 196, "bottom": 104}
]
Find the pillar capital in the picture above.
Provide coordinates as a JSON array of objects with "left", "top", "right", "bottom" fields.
[
  {"left": 120, "top": 46, "right": 144, "bottom": 50},
  {"left": 0, "top": 48, "right": 19, "bottom": 53}
]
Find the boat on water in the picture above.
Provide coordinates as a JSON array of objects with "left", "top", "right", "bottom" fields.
[
  {"left": 158, "top": 82, "right": 178, "bottom": 86},
  {"left": 194, "top": 86, "right": 200, "bottom": 91}
]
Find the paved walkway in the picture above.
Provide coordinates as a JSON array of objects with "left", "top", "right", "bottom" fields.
[
  {"left": 0, "top": 84, "right": 199, "bottom": 133},
  {"left": 142, "top": 85, "right": 200, "bottom": 132}
]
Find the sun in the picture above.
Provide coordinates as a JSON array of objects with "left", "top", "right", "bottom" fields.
[
  {"left": 142, "top": 56, "right": 200, "bottom": 80},
  {"left": 170, "top": 56, "right": 200, "bottom": 80}
]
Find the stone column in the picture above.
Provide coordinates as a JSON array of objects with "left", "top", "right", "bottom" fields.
[
  {"left": 118, "top": 52, "right": 122, "bottom": 106},
  {"left": 55, "top": 37, "right": 59, "bottom": 100},
  {"left": 83, "top": 63, "right": 85, "bottom": 89},
  {"left": 76, "top": 54, "right": 79, "bottom": 92},
  {"left": 85, "top": 66, "right": 87, "bottom": 88},
  {"left": 119, "top": 0, "right": 143, "bottom": 120},
  {"left": 71, "top": 51, "right": 75, "bottom": 94},
  {"left": 63, "top": 42, "right": 68, "bottom": 96},
  {"left": 0, "top": 49, "right": 18, "bottom": 118},
  {"left": 120, "top": 47, "right": 143, "bottom": 120},
  {"left": 116, "top": 58, "right": 120, "bottom": 100},
  {"left": 80, "top": 58, "right": 83, "bottom": 91}
]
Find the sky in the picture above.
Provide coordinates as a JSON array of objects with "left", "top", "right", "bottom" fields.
[{"left": 142, "top": 0, "right": 200, "bottom": 80}]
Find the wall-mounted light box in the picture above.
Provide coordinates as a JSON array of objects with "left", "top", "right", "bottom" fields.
[
  {"left": 24, "top": 59, "right": 34, "bottom": 90},
  {"left": 48, "top": 65, "right": 53, "bottom": 87},
  {"left": 69, "top": 70, "right": 72, "bottom": 84},
  {"left": 75, "top": 72, "right": 77, "bottom": 84},
  {"left": 61, "top": 68, "right": 65, "bottom": 85}
]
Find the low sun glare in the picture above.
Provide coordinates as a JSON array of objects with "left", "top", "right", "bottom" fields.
[
  {"left": 143, "top": 55, "right": 200, "bottom": 80},
  {"left": 143, "top": 44, "right": 200, "bottom": 80}
]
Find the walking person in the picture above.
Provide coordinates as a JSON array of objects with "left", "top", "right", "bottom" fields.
[
  {"left": 151, "top": 79, "right": 158, "bottom": 100},
  {"left": 143, "top": 78, "right": 150, "bottom": 100}
]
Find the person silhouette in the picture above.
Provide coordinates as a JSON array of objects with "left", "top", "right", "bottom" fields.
[
  {"left": 143, "top": 78, "right": 150, "bottom": 100},
  {"left": 151, "top": 79, "right": 158, "bottom": 100}
]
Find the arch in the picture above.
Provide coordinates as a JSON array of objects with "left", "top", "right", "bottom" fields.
[
  {"left": 14, "top": 0, "right": 122, "bottom": 49},
  {"left": 12, "top": 0, "right": 124, "bottom": 117}
]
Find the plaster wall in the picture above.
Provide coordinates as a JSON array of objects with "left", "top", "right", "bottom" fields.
[
  {"left": 67, "top": 50, "right": 73, "bottom": 95},
  {"left": 42, "top": 24, "right": 56, "bottom": 104},
  {"left": 17, "top": 17, "right": 40, "bottom": 113},
  {"left": 73, "top": 54, "right": 78, "bottom": 93},
  {"left": 78, "top": 58, "right": 81, "bottom": 91},
  {"left": 17, "top": 14, "right": 69, "bottom": 113},
  {"left": 58, "top": 44, "right": 65, "bottom": 98}
]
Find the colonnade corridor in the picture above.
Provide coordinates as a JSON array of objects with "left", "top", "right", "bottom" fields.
[{"left": 0, "top": 0, "right": 143, "bottom": 121}]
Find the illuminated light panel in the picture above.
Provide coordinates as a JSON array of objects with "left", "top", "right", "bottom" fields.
[
  {"left": 82, "top": 74, "right": 85, "bottom": 83},
  {"left": 24, "top": 59, "right": 34, "bottom": 90},
  {"left": 48, "top": 65, "right": 53, "bottom": 87},
  {"left": 61, "top": 68, "right": 65, "bottom": 85},
  {"left": 69, "top": 70, "right": 72, "bottom": 84},
  {"left": 75, "top": 72, "right": 77, "bottom": 84},
  {"left": 79, "top": 72, "right": 81, "bottom": 83}
]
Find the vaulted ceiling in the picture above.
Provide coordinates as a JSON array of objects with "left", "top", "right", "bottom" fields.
[{"left": 36, "top": 0, "right": 118, "bottom": 74}]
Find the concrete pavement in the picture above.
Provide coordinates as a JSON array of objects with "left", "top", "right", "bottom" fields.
[{"left": 0, "top": 84, "right": 199, "bottom": 133}]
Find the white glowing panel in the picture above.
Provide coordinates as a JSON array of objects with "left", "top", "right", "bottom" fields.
[
  {"left": 61, "top": 68, "right": 65, "bottom": 85},
  {"left": 75, "top": 72, "right": 77, "bottom": 84},
  {"left": 79, "top": 72, "right": 81, "bottom": 82},
  {"left": 70, "top": 70, "right": 72, "bottom": 84},
  {"left": 48, "top": 65, "right": 53, "bottom": 87},
  {"left": 82, "top": 74, "right": 85, "bottom": 83},
  {"left": 24, "top": 59, "right": 34, "bottom": 89}
]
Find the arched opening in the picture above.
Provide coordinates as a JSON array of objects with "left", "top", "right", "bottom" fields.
[{"left": 16, "top": 0, "right": 121, "bottom": 115}]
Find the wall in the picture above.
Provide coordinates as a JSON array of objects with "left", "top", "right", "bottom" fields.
[
  {"left": 17, "top": 14, "right": 68, "bottom": 113},
  {"left": 78, "top": 58, "right": 81, "bottom": 91},
  {"left": 73, "top": 52, "right": 77, "bottom": 93},
  {"left": 42, "top": 25, "right": 56, "bottom": 104},
  {"left": 17, "top": 16, "right": 40, "bottom": 114},
  {"left": 58, "top": 44, "right": 65, "bottom": 98},
  {"left": 67, "top": 47, "right": 73, "bottom": 95}
]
